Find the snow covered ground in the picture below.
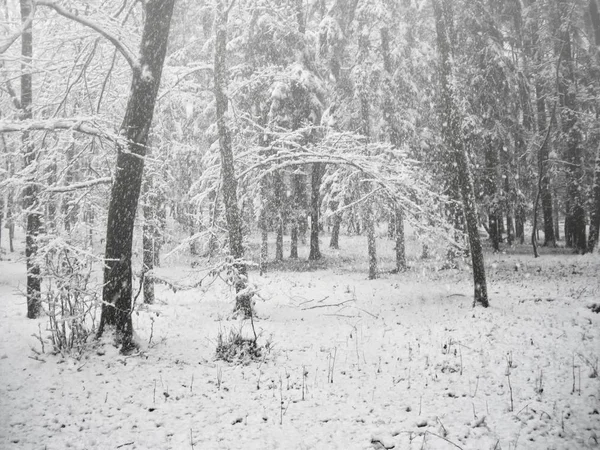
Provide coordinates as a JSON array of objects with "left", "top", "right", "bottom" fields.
[{"left": 1, "top": 232, "right": 599, "bottom": 449}]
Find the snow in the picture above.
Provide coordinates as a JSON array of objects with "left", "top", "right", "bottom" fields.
[{"left": 1, "top": 232, "right": 599, "bottom": 449}]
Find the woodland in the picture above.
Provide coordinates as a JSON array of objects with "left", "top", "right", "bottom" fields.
[{"left": 0, "top": 0, "right": 600, "bottom": 449}]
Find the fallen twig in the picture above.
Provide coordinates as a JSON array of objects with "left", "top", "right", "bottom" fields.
[{"left": 302, "top": 299, "right": 354, "bottom": 310}]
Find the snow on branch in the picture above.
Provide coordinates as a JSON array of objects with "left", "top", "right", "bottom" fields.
[
  {"left": 45, "top": 177, "right": 112, "bottom": 193},
  {"left": 35, "top": 0, "right": 139, "bottom": 71},
  {"left": 232, "top": 128, "right": 462, "bottom": 247},
  {"left": 0, "top": 8, "right": 35, "bottom": 54},
  {"left": 0, "top": 118, "right": 122, "bottom": 143}
]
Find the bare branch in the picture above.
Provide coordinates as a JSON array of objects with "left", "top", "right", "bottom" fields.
[
  {"left": 46, "top": 177, "right": 112, "bottom": 193},
  {"left": 34, "top": 0, "right": 139, "bottom": 70},
  {"left": 157, "top": 64, "right": 214, "bottom": 101},
  {"left": 0, "top": 118, "right": 122, "bottom": 142},
  {"left": 0, "top": 6, "right": 35, "bottom": 54},
  {"left": 323, "top": 187, "right": 382, "bottom": 218}
]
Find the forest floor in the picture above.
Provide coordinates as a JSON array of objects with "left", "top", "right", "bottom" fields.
[{"left": 0, "top": 230, "right": 599, "bottom": 450}]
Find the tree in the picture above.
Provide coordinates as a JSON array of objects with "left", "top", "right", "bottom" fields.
[
  {"left": 213, "top": 0, "right": 253, "bottom": 316},
  {"left": 587, "top": 0, "right": 600, "bottom": 252},
  {"left": 19, "top": 0, "right": 42, "bottom": 319},
  {"left": 97, "top": 0, "right": 176, "bottom": 351},
  {"left": 557, "top": 0, "right": 586, "bottom": 253},
  {"left": 433, "top": 0, "right": 489, "bottom": 307}
]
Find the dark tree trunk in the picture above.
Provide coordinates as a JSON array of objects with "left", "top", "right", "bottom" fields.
[
  {"left": 99, "top": 0, "right": 175, "bottom": 350},
  {"left": 290, "top": 225, "right": 298, "bottom": 258},
  {"left": 290, "top": 173, "right": 304, "bottom": 258},
  {"left": 20, "top": 0, "right": 42, "bottom": 319},
  {"left": 380, "top": 27, "right": 407, "bottom": 271},
  {"left": 308, "top": 163, "right": 322, "bottom": 260},
  {"left": 274, "top": 171, "right": 284, "bottom": 261},
  {"left": 4, "top": 146, "right": 15, "bottom": 253},
  {"left": 0, "top": 190, "right": 3, "bottom": 255},
  {"left": 365, "top": 199, "right": 377, "bottom": 279},
  {"left": 557, "top": 2, "right": 586, "bottom": 253},
  {"left": 395, "top": 208, "right": 406, "bottom": 272},
  {"left": 433, "top": 0, "right": 488, "bottom": 307},
  {"left": 587, "top": 0, "right": 600, "bottom": 252},
  {"left": 142, "top": 166, "right": 155, "bottom": 305},
  {"left": 259, "top": 187, "right": 269, "bottom": 272},
  {"left": 515, "top": 213, "right": 524, "bottom": 244},
  {"left": 329, "top": 203, "right": 341, "bottom": 249},
  {"left": 62, "top": 144, "right": 78, "bottom": 233},
  {"left": 535, "top": 84, "right": 556, "bottom": 247},
  {"left": 214, "top": 0, "right": 252, "bottom": 315},
  {"left": 589, "top": 146, "right": 600, "bottom": 252},
  {"left": 485, "top": 137, "right": 500, "bottom": 252},
  {"left": 359, "top": 85, "right": 377, "bottom": 279},
  {"left": 506, "top": 210, "right": 514, "bottom": 246},
  {"left": 142, "top": 224, "right": 155, "bottom": 305},
  {"left": 553, "top": 193, "right": 560, "bottom": 241}
]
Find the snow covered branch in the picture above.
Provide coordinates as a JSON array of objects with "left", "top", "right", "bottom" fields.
[
  {"left": 34, "top": 0, "right": 139, "bottom": 71},
  {"left": 0, "top": 118, "right": 121, "bottom": 142},
  {"left": 0, "top": 7, "right": 35, "bottom": 54},
  {"left": 45, "top": 177, "right": 112, "bottom": 193}
]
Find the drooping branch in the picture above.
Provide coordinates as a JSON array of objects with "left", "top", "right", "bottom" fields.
[
  {"left": 0, "top": 118, "right": 122, "bottom": 142},
  {"left": 35, "top": 0, "right": 139, "bottom": 71}
]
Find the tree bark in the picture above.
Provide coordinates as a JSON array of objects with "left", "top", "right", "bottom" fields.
[
  {"left": 380, "top": 26, "right": 407, "bottom": 271},
  {"left": 99, "top": 0, "right": 175, "bottom": 351},
  {"left": 290, "top": 173, "right": 304, "bottom": 258},
  {"left": 433, "top": 0, "right": 489, "bottom": 307},
  {"left": 535, "top": 84, "right": 556, "bottom": 247},
  {"left": 589, "top": 146, "right": 600, "bottom": 252},
  {"left": 557, "top": 0, "right": 586, "bottom": 253},
  {"left": 214, "top": 0, "right": 252, "bottom": 316},
  {"left": 329, "top": 201, "right": 341, "bottom": 249},
  {"left": 358, "top": 80, "right": 377, "bottom": 279},
  {"left": 142, "top": 165, "right": 156, "bottom": 305},
  {"left": 587, "top": 0, "right": 600, "bottom": 252},
  {"left": 395, "top": 208, "right": 406, "bottom": 272},
  {"left": 485, "top": 137, "right": 500, "bottom": 252},
  {"left": 20, "top": 0, "right": 42, "bottom": 319},
  {"left": 308, "top": 163, "right": 322, "bottom": 260},
  {"left": 274, "top": 170, "right": 284, "bottom": 261}
]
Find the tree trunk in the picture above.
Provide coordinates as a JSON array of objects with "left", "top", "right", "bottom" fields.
[
  {"left": 557, "top": 3, "right": 586, "bottom": 253},
  {"left": 20, "top": 0, "right": 42, "bottom": 319},
  {"left": 214, "top": 0, "right": 252, "bottom": 315},
  {"left": 308, "top": 163, "right": 322, "bottom": 260},
  {"left": 0, "top": 191, "right": 3, "bottom": 256},
  {"left": 380, "top": 27, "right": 407, "bottom": 270},
  {"left": 485, "top": 137, "right": 500, "bottom": 252},
  {"left": 515, "top": 212, "right": 524, "bottom": 244},
  {"left": 142, "top": 222, "right": 155, "bottom": 305},
  {"left": 329, "top": 203, "right": 341, "bottom": 249},
  {"left": 433, "top": 0, "right": 488, "bottom": 307},
  {"left": 142, "top": 167, "right": 155, "bottom": 305},
  {"left": 587, "top": 0, "right": 600, "bottom": 252},
  {"left": 365, "top": 198, "right": 377, "bottom": 279},
  {"left": 274, "top": 171, "right": 284, "bottom": 261},
  {"left": 99, "top": 0, "right": 175, "bottom": 351},
  {"left": 553, "top": 193, "right": 560, "bottom": 241},
  {"left": 259, "top": 190, "right": 269, "bottom": 273},
  {"left": 395, "top": 208, "right": 406, "bottom": 272},
  {"left": 589, "top": 145, "right": 600, "bottom": 252},
  {"left": 290, "top": 173, "right": 304, "bottom": 258},
  {"left": 535, "top": 83, "right": 556, "bottom": 247}
]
